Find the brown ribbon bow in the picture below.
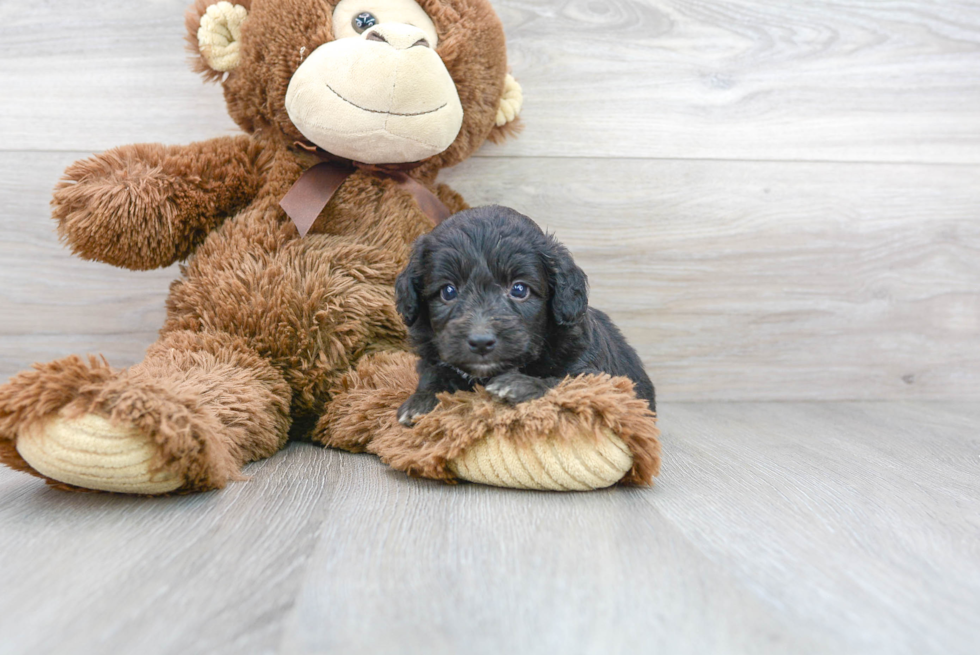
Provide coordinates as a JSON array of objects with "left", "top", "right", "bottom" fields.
[{"left": 279, "top": 144, "right": 452, "bottom": 237}]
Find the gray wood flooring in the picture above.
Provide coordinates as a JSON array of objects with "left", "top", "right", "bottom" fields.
[{"left": 1, "top": 401, "right": 978, "bottom": 655}]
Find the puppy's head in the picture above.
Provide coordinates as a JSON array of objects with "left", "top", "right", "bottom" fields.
[{"left": 395, "top": 205, "right": 588, "bottom": 378}]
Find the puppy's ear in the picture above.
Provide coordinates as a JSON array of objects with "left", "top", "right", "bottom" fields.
[
  {"left": 395, "top": 238, "right": 426, "bottom": 327},
  {"left": 545, "top": 236, "right": 589, "bottom": 326}
]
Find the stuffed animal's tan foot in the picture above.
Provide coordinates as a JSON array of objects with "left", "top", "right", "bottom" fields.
[
  {"left": 322, "top": 351, "right": 661, "bottom": 491},
  {"left": 1, "top": 333, "right": 292, "bottom": 494},
  {"left": 447, "top": 426, "right": 634, "bottom": 491},
  {"left": 16, "top": 413, "right": 182, "bottom": 495}
]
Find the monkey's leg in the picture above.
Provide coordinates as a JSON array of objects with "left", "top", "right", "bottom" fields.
[
  {"left": 312, "top": 351, "right": 661, "bottom": 491},
  {"left": 0, "top": 330, "right": 291, "bottom": 494}
]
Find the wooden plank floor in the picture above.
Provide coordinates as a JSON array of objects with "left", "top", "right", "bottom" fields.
[{"left": 1, "top": 401, "right": 978, "bottom": 655}]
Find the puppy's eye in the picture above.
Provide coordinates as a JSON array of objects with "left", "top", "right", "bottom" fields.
[
  {"left": 509, "top": 282, "right": 529, "bottom": 299},
  {"left": 352, "top": 12, "right": 378, "bottom": 33},
  {"left": 440, "top": 284, "right": 458, "bottom": 302}
]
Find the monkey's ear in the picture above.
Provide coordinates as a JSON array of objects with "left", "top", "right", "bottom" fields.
[
  {"left": 488, "top": 74, "right": 524, "bottom": 144},
  {"left": 545, "top": 236, "right": 589, "bottom": 326},
  {"left": 186, "top": 1, "right": 250, "bottom": 81},
  {"left": 395, "top": 239, "right": 427, "bottom": 327}
]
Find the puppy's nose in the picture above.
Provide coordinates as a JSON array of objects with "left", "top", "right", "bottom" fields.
[{"left": 467, "top": 334, "right": 497, "bottom": 355}]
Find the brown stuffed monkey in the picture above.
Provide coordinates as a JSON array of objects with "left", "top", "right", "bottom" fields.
[{"left": 0, "top": 0, "right": 660, "bottom": 494}]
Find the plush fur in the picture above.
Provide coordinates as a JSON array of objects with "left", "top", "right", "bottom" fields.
[
  {"left": 0, "top": 0, "right": 660, "bottom": 493},
  {"left": 395, "top": 206, "right": 655, "bottom": 426},
  {"left": 316, "top": 350, "right": 660, "bottom": 485}
]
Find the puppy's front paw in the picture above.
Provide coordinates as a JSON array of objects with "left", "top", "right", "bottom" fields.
[
  {"left": 397, "top": 392, "right": 440, "bottom": 427},
  {"left": 485, "top": 372, "right": 552, "bottom": 405}
]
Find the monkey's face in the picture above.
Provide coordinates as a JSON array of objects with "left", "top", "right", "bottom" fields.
[
  {"left": 285, "top": 0, "right": 463, "bottom": 164},
  {"left": 189, "top": 0, "right": 518, "bottom": 170}
]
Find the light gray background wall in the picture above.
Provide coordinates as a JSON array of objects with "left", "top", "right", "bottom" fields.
[{"left": 2, "top": 0, "right": 977, "bottom": 401}]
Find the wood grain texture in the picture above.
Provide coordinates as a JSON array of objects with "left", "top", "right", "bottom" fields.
[
  {"left": 5, "top": 402, "right": 976, "bottom": 654},
  {"left": 0, "top": 152, "right": 177, "bottom": 378},
  {"left": 4, "top": 152, "right": 977, "bottom": 400},
  {"left": 1, "top": 1, "right": 979, "bottom": 163},
  {"left": 280, "top": 402, "right": 980, "bottom": 654},
  {"left": 278, "top": 455, "right": 828, "bottom": 655},
  {"left": 490, "top": 0, "right": 980, "bottom": 163},
  {"left": 654, "top": 401, "right": 980, "bottom": 655},
  {"left": 0, "top": 443, "right": 341, "bottom": 655},
  {"left": 0, "top": 0, "right": 239, "bottom": 151}
]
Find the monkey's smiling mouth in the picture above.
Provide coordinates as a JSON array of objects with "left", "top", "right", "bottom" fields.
[{"left": 324, "top": 83, "right": 447, "bottom": 117}]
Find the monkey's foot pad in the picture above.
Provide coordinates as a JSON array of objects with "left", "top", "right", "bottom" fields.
[
  {"left": 17, "top": 414, "right": 183, "bottom": 494},
  {"left": 448, "top": 427, "right": 634, "bottom": 490}
]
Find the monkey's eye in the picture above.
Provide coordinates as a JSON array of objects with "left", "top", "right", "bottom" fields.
[
  {"left": 509, "top": 282, "right": 529, "bottom": 299},
  {"left": 440, "top": 284, "right": 458, "bottom": 302},
  {"left": 352, "top": 12, "right": 378, "bottom": 33}
]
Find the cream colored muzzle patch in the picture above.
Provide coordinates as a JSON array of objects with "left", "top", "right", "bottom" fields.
[
  {"left": 17, "top": 414, "right": 183, "bottom": 494},
  {"left": 285, "top": 24, "right": 463, "bottom": 165},
  {"left": 448, "top": 427, "right": 634, "bottom": 491}
]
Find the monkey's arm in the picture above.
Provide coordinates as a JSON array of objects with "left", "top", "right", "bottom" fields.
[{"left": 52, "top": 135, "right": 267, "bottom": 270}]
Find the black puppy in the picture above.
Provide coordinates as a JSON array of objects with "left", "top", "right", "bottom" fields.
[{"left": 395, "top": 205, "right": 655, "bottom": 427}]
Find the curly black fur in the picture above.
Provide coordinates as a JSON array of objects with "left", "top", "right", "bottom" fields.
[{"left": 395, "top": 205, "right": 655, "bottom": 426}]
